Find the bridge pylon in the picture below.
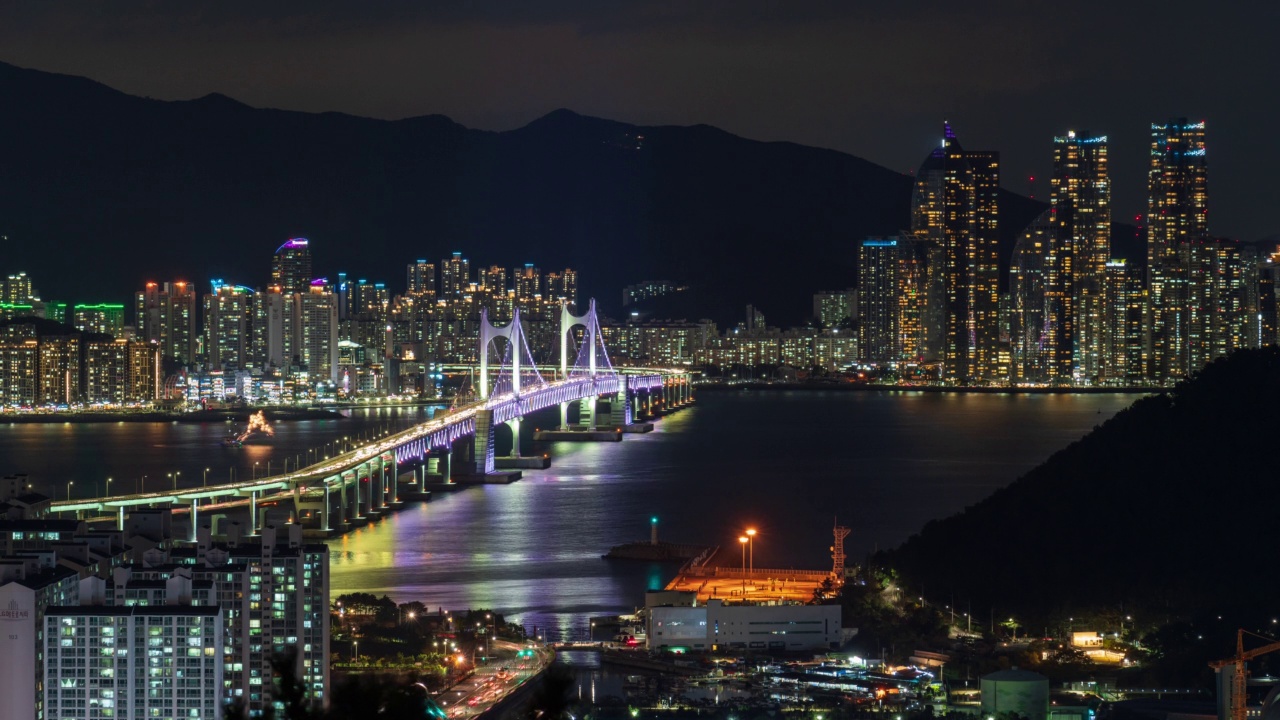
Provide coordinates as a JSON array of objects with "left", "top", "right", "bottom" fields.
[{"left": 479, "top": 307, "right": 524, "bottom": 400}]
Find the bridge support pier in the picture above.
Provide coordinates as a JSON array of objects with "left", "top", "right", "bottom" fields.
[
  {"left": 322, "top": 484, "right": 331, "bottom": 532},
  {"left": 335, "top": 477, "right": 346, "bottom": 529},
  {"left": 560, "top": 401, "right": 569, "bottom": 430},
  {"left": 426, "top": 449, "right": 452, "bottom": 484},
  {"left": 249, "top": 491, "right": 258, "bottom": 535},
  {"left": 579, "top": 396, "right": 596, "bottom": 429},
  {"left": 505, "top": 417, "right": 521, "bottom": 458},
  {"left": 609, "top": 390, "right": 631, "bottom": 427},
  {"left": 117, "top": 505, "right": 124, "bottom": 531},
  {"left": 189, "top": 498, "right": 199, "bottom": 543},
  {"left": 473, "top": 409, "right": 497, "bottom": 474}
]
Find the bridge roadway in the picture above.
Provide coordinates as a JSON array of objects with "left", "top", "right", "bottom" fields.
[{"left": 47, "top": 370, "right": 693, "bottom": 536}]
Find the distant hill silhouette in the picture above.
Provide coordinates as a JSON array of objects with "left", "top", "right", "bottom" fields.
[
  {"left": 881, "top": 348, "right": 1280, "bottom": 617},
  {"left": 0, "top": 61, "right": 1137, "bottom": 327}
]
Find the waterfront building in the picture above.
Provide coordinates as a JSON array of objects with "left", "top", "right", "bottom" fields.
[
  {"left": 647, "top": 598, "right": 842, "bottom": 652},
  {"left": 1048, "top": 131, "right": 1111, "bottom": 383},
  {"left": 135, "top": 281, "right": 198, "bottom": 364},
  {"left": 203, "top": 284, "right": 254, "bottom": 371},
  {"left": 1180, "top": 237, "right": 1250, "bottom": 372},
  {"left": 1010, "top": 211, "right": 1051, "bottom": 383},
  {"left": 441, "top": 252, "right": 471, "bottom": 298},
  {"left": 1146, "top": 119, "right": 1208, "bottom": 382},
  {"left": 85, "top": 339, "right": 129, "bottom": 404},
  {"left": 857, "top": 236, "right": 938, "bottom": 365},
  {"left": 72, "top": 303, "right": 125, "bottom": 337},
  {"left": 37, "top": 335, "right": 81, "bottom": 405},
  {"left": 600, "top": 320, "right": 714, "bottom": 366},
  {"left": 407, "top": 260, "right": 437, "bottom": 298},
  {"left": 297, "top": 284, "right": 340, "bottom": 384},
  {"left": 43, "top": 605, "right": 224, "bottom": 720},
  {"left": 1099, "top": 261, "right": 1147, "bottom": 385},
  {"left": 910, "top": 123, "right": 1001, "bottom": 383},
  {"left": 271, "top": 238, "right": 313, "bottom": 295},
  {"left": 813, "top": 289, "right": 857, "bottom": 329},
  {"left": 259, "top": 287, "right": 298, "bottom": 370}
]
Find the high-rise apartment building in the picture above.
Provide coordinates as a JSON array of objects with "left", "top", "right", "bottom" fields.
[
  {"left": 1180, "top": 237, "right": 1249, "bottom": 372},
  {"left": 1010, "top": 211, "right": 1051, "bottom": 383},
  {"left": 514, "top": 264, "right": 541, "bottom": 299},
  {"left": 1048, "top": 131, "right": 1111, "bottom": 383},
  {"left": 545, "top": 269, "right": 578, "bottom": 310},
  {"left": 910, "top": 123, "right": 1001, "bottom": 383},
  {"left": 37, "top": 335, "right": 81, "bottom": 405},
  {"left": 43, "top": 606, "right": 224, "bottom": 720},
  {"left": 1146, "top": 119, "right": 1208, "bottom": 382},
  {"left": 1, "top": 272, "right": 36, "bottom": 304},
  {"left": 407, "top": 260, "right": 436, "bottom": 298},
  {"left": 1099, "top": 260, "right": 1147, "bottom": 385},
  {"left": 480, "top": 265, "right": 507, "bottom": 294},
  {"left": 203, "top": 284, "right": 254, "bottom": 370},
  {"left": 297, "top": 285, "right": 339, "bottom": 384},
  {"left": 857, "top": 236, "right": 938, "bottom": 364},
  {"left": 259, "top": 287, "right": 297, "bottom": 369},
  {"left": 135, "top": 281, "right": 198, "bottom": 363},
  {"left": 0, "top": 339, "right": 39, "bottom": 406},
  {"left": 271, "top": 238, "right": 313, "bottom": 294},
  {"left": 72, "top": 304, "right": 125, "bottom": 337},
  {"left": 441, "top": 253, "right": 470, "bottom": 298},
  {"left": 813, "top": 290, "right": 858, "bottom": 329}
]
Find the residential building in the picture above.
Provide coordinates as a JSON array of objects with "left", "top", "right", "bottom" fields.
[{"left": 271, "top": 238, "right": 313, "bottom": 295}]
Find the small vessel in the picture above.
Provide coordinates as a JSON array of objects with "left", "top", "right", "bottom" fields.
[{"left": 221, "top": 410, "right": 273, "bottom": 448}]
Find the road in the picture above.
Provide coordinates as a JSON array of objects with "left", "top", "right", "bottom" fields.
[{"left": 441, "top": 640, "right": 551, "bottom": 719}]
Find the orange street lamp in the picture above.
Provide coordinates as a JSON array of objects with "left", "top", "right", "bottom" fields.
[
  {"left": 738, "top": 536, "right": 748, "bottom": 594},
  {"left": 746, "top": 528, "right": 757, "bottom": 575}
]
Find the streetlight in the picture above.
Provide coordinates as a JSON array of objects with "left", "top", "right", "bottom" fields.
[
  {"left": 738, "top": 536, "right": 748, "bottom": 595},
  {"left": 746, "top": 528, "right": 757, "bottom": 575},
  {"left": 353, "top": 640, "right": 359, "bottom": 662},
  {"left": 172, "top": 471, "right": 180, "bottom": 490},
  {"left": 203, "top": 467, "right": 210, "bottom": 487},
  {"left": 66, "top": 480, "right": 74, "bottom": 501},
  {"left": 105, "top": 477, "right": 113, "bottom": 497},
  {"left": 253, "top": 461, "right": 259, "bottom": 480}
]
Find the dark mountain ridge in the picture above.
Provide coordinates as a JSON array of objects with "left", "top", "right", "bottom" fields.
[
  {"left": 881, "top": 348, "right": 1280, "bottom": 620},
  {"left": 0, "top": 61, "right": 1129, "bottom": 326}
]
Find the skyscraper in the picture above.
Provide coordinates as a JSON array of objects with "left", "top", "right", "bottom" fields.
[
  {"left": 1, "top": 272, "right": 36, "bottom": 304},
  {"left": 1147, "top": 119, "right": 1208, "bottom": 382},
  {"left": 1010, "top": 211, "right": 1052, "bottom": 383},
  {"left": 515, "top": 264, "right": 541, "bottom": 299},
  {"left": 1047, "top": 131, "right": 1111, "bottom": 383},
  {"left": 272, "top": 238, "right": 313, "bottom": 294},
  {"left": 297, "top": 283, "right": 339, "bottom": 384},
  {"left": 203, "top": 284, "right": 254, "bottom": 370},
  {"left": 72, "top": 304, "right": 126, "bottom": 337},
  {"left": 1100, "top": 260, "right": 1146, "bottom": 385},
  {"left": 910, "top": 123, "right": 1001, "bottom": 383},
  {"left": 857, "top": 236, "right": 937, "bottom": 364},
  {"left": 135, "top": 281, "right": 197, "bottom": 363}
]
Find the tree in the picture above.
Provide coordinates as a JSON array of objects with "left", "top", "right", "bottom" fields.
[{"left": 525, "top": 663, "right": 574, "bottom": 720}]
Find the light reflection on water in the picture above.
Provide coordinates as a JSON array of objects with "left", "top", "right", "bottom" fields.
[{"left": 328, "top": 391, "right": 1141, "bottom": 639}]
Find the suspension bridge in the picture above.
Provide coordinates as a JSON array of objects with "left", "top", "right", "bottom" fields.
[{"left": 47, "top": 300, "right": 694, "bottom": 538}]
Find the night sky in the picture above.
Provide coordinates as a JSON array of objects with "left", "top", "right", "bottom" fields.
[{"left": 2, "top": 2, "right": 1276, "bottom": 241}]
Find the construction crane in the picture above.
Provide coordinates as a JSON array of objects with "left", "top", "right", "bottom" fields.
[{"left": 1209, "top": 629, "right": 1280, "bottom": 720}]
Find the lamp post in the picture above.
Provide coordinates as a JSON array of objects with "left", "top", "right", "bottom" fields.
[
  {"left": 105, "top": 477, "right": 113, "bottom": 497},
  {"left": 353, "top": 640, "right": 359, "bottom": 662},
  {"left": 746, "top": 528, "right": 757, "bottom": 576},
  {"left": 203, "top": 468, "right": 210, "bottom": 487},
  {"left": 66, "top": 480, "right": 74, "bottom": 501},
  {"left": 738, "top": 536, "right": 748, "bottom": 595},
  {"left": 253, "top": 461, "right": 259, "bottom": 480},
  {"left": 173, "top": 471, "right": 180, "bottom": 490}
]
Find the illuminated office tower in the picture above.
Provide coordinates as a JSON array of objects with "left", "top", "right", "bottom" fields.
[
  {"left": 910, "top": 122, "right": 1001, "bottom": 383},
  {"left": 1, "top": 271, "right": 36, "bottom": 304},
  {"left": 72, "top": 304, "right": 125, "bottom": 337},
  {"left": 858, "top": 236, "right": 937, "bottom": 364},
  {"left": 1100, "top": 260, "right": 1147, "bottom": 385},
  {"left": 407, "top": 260, "right": 436, "bottom": 298},
  {"left": 135, "top": 281, "right": 197, "bottom": 363},
  {"left": 125, "top": 340, "right": 162, "bottom": 402},
  {"left": 1180, "top": 237, "right": 1248, "bottom": 372},
  {"left": 515, "top": 264, "right": 541, "bottom": 299},
  {"left": 272, "top": 238, "right": 312, "bottom": 294},
  {"left": 441, "top": 252, "right": 470, "bottom": 298},
  {"left": 1147, "top": 119, "right": 1208, "bottom": 382},
  {"left": 1048, "top": 131, "right": 1111, "bottom": 383},
  {"left": 297, "top": 284, "right": 339, "bottom": 383},
  {"left": 203, "top": 283, "right": 254, "bottom": 370},
  {"left": 1010, "top": 211, "right": 1052, "bottom": 383}
]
